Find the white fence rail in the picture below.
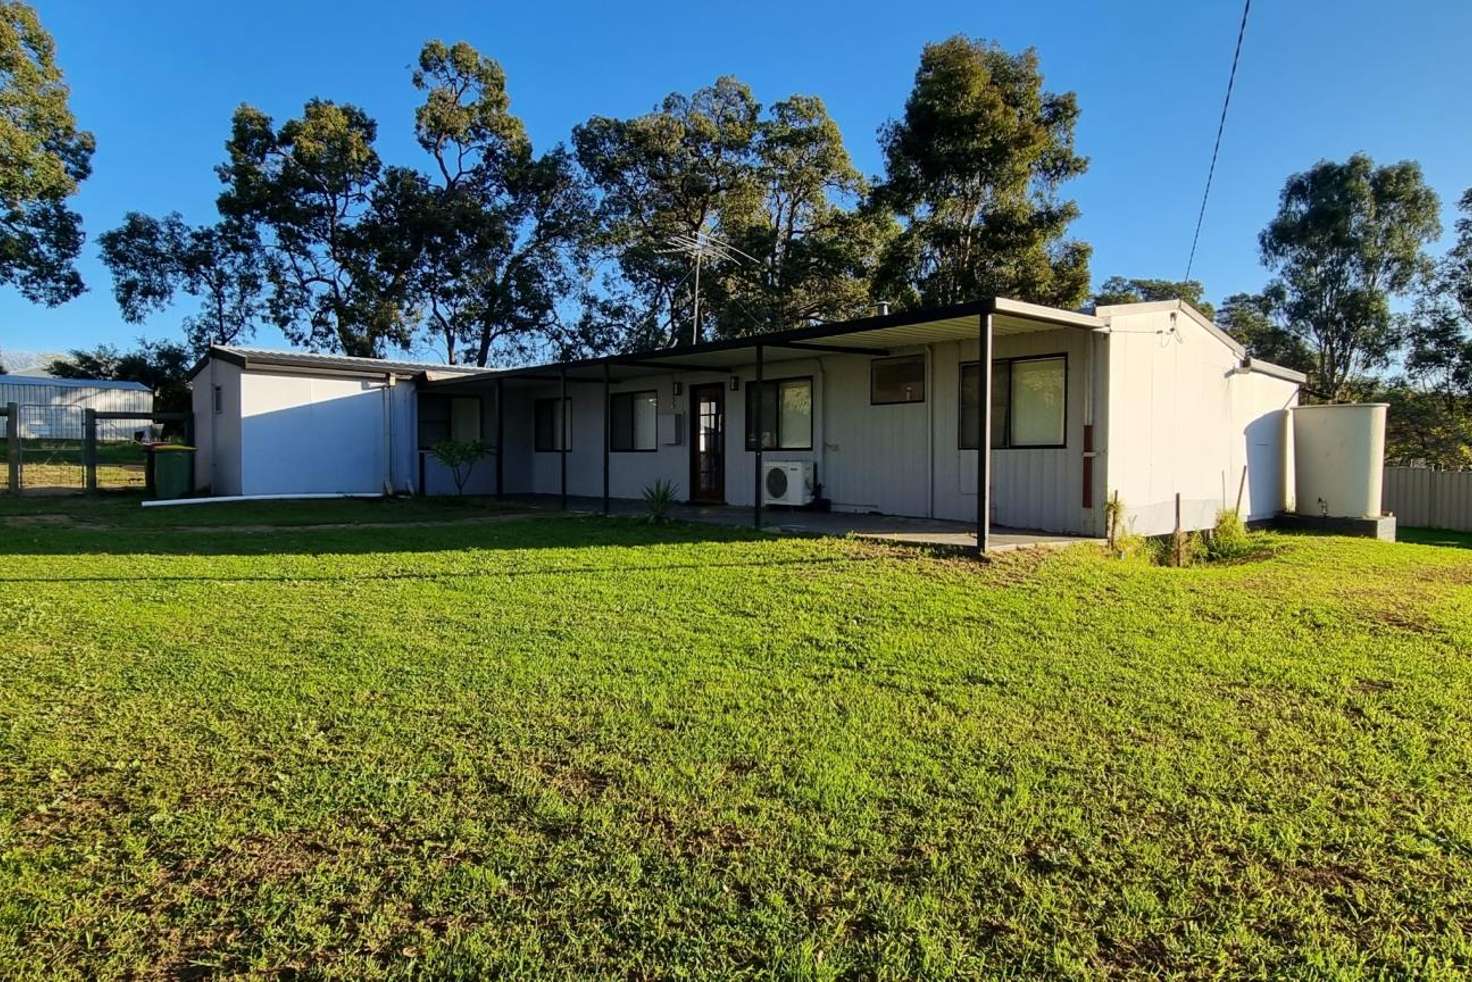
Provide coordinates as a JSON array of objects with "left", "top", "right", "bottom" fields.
[{"left": 1383, "top": 467, "right": 1472, "bottom": 532}]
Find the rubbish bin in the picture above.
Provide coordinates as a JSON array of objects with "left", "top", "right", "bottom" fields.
[{"left": 150, "top": 444, "right": 195, "bottom": 500}]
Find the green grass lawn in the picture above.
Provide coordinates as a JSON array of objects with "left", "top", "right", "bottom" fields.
[{"left": 1, "top": 502, "right": 1469, "bottom": 978}]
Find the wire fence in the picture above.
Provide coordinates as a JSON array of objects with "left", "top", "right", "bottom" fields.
[{"left": 3, "top": 402, "right": 188, "bottom": 496}]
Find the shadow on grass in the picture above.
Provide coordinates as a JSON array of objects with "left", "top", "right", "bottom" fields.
[
  {"left": 1398, "top": 527, "right": 1472, "bottom": 550},
  {"left": 0, "top": 553, "right": 878, "bottom": 585},
  {"left": 0, "top": 507, "right": 804, "bottom": 561}
]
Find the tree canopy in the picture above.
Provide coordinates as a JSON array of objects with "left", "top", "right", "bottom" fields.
[
  {"left": 0, "top": 1, "right": 94, "bottom": 305},
  {"left": 1091, "top": 277, "right": 1214, "bottom": 320},
  {"left": 216, "top": 99, "right": 411, "bottom": 357},
  {"left": 46, "top": 339, "right": 193, "bottom": 414},
  {"left": 873, "top": 36, "right": 1091, "bottom": 311},
  {"left": 98, "top": 213, "right": 263, "bottom": 351},
  {"left": 1256, "top": 154, "right": 1441, "bottom": 400},
  {"left": 393, "top": 40, "right": 591, "bottom": 367}
]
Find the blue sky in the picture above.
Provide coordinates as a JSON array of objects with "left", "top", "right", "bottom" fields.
[{"left": 3, "top": 0, "right": 1469, "bottom": 364}]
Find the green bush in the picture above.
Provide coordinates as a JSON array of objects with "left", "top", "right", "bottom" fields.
[
  {"left": 429, "top": 439, "right": 491, "bottom": 495},
  {"left": 1207, "top": 508, "right": 1252, "bottom": 560}
]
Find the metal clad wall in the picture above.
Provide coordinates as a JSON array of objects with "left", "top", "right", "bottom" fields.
[
  {"left": 0, "top": 380, "right": 152, "bottom": 440},
  {"left": 1102, "top": 307, "right": 1299, "bottom": 536},
  {"left": 239, "top": 371, "right": 388, "bottom": 495},
  {"left": 485, "top": 339, "right": 1093, "bottom": 534},
  {"left": 1383, "top": 467, "right": 1472, "bottom": 531},
  {"left": 931, "top": 329, "right": 1092, "bottom": 533}
]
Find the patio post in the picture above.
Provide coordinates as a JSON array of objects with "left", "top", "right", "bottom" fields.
[
  {"left": 559, "top": 365, "right": 568, "bottom": 510},
  {"left": 977, "top": 313, "right": 992, "bottom": 559},
  {"left": 753, "top": 343, "right": 763, "bottom": 529},
  {"left": 602, "top": 361, "right": 610, "bottom": 516},
  {"left": 495, "top": 377, "right": 504, "bottom": 499}
]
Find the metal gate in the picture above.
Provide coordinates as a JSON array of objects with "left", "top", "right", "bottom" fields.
[
  {"left": 2, "top": 402, "right": 180, "bottom": 496},
  {"left": 17, "top": 405, "right": 86, "bottom": 492}
]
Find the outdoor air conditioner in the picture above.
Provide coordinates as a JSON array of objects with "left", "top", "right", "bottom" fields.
[{"left": 763, "top": 461, "right": 814, "bottom": 506}]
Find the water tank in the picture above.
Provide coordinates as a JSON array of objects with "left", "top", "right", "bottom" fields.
[{"left": 1292, "top": 403, "right": 1387, "bottom": 519}]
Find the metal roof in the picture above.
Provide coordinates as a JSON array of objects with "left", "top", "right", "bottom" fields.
[
  {"left": 0, "top": 374, "right": 151, "bottom": 392},
  {"left": 193, "top": 346, "right": 489, "bottom": 380},
  {"left": 427, "top": 298, "right": 1106, "bottom": 387}
]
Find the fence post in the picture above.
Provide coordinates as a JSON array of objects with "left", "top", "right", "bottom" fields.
[
  {"left": 5, "top": 402, "right": 18, "bottom": 495},
  {"left": 84, "top": 408, "right": 98, "bottom": 493},
  {"left": 183, "top": 412, "right": 195, "bottom": 494}
]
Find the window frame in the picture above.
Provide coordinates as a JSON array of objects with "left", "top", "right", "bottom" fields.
[
  {"left": 533, "top": 396, "right": 572, "bottom": 453},
  {"left": 743, "top": 375, "right": 814, "bottom": 452},
  {"left": 869, "top": 354, "right": 927, "bottom": 406},
  {"left": 608, "top": 389, "right": 659, "bottom": 453},
  {"left": 959, "top": 353, "right": 1068, "bottom": 451},
  {"left": 212, "top": 385, "right": 223, "bottom": 414}
]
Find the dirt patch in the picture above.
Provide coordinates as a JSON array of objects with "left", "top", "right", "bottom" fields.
[{"left": 3, "top": 513, "right": 83, "bottom": 528}]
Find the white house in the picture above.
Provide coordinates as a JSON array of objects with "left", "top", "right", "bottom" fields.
[{"left": 189, "top": 298, "right": 1305, "bottom": 547}]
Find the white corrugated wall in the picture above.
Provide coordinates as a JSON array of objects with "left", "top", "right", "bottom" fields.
[{"left": 0, "top": 381, "right": 154, "bottom": 440}]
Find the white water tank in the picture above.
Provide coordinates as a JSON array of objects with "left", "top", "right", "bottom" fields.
[{"left": 1292, "top": 403, "right": 1388, "bottom": 518}]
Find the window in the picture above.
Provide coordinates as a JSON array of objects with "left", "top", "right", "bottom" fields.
[
  {"left": 450, "top": 397, "right": 481, "bottom": 442},
  {"left": 960, "top": 355, "right": 1066, "bottom": 449},
  {"left": 610, "top": 390, "right": 658, "bottom": 452},
  {"left": 871, "top": 355, "right": 925, "bottom": 404},
  {"left": 418, "top": 395, "right": 481, "bottom": 446},
  {"left": 212, "top": 386, "right": 223, "bottom": 414},
  {"left": 534, "top": 397, "right": 571, "bottom": 452},
  {"left": 744, "top": 377, "right": 813, "bottom": 451}
]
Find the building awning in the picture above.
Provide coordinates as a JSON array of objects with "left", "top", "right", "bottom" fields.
[{"left": 422, "top": 297, "right": 1105, "bottom": 387}]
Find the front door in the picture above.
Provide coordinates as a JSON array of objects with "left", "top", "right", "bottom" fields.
[{"left": 689, "top": 383, "right": 725, "bottom": 502}]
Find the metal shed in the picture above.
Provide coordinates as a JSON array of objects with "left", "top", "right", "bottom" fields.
[{"left": 0, "top": 375, "right": 155, "bottom": 441}]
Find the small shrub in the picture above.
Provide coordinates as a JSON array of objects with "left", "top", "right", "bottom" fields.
[
  {"left": 1207, "top": 508, "right": 1251, "bottom": 560},
  {"left": 430, "top": 439, "right": 491, "bottom": 495},
  {"left": 642, "top": 478, "right": 678, "bottom": 524}
]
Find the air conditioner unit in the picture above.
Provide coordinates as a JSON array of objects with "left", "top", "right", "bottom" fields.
[{"left": 763, "top": 461, "right": 814, "bottom": 506}]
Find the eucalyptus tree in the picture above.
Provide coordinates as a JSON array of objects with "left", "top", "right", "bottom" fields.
[
  {"left": 216, "top": 99, "right": 411, "bottom": 357},
  {"left": 573, "top": 76, "right": 761, "bottom": 347},
  {"left": 1091, "top": 276, "right": 1214, "bottom": 319},
  {"left": 97, "top": 212, "right": 263, "bottom": 351},
  {"left": 393, "top": 40, "right": 591, "bottom": 367},
  {"left": 0, "top": 1, "right": 94, "bottom": 304},
  {"left": 1257, "top": 153, "right": 1441, "bottom": 400},
  {"left": 710, "top": 95, "right": 892, "bottom": 337},
  {"left": 873, "top": 36, "right": 1091, "bottom": 310}
]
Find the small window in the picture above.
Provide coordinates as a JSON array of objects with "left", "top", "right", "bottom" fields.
[
  {"left": 871, "top": 355, "right": 925, "bottom": 404},
  {"left": 534, "top": 397, "right": 571, "bottom": 452},
  {"left": 960, "top": 355, "right": 1067, "bottom": 449},
  {"left": 745, "top": 377, "right": 813, "bottom": 451},
  {"left": 610, "top": 390, "right": 658, "bottom": 452},
  {"left": 213, "top": 385, "right": 223, "bottom": 414}
]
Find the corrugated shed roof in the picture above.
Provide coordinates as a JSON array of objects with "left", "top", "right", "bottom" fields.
[
  {"left": 199, "top": 346, "right": 490, "bottom": 379},
  {"left": 0, "top": 374, "right": 151, "bottom": 392}
]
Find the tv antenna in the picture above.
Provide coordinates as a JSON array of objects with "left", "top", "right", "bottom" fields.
[{"left": 657, "top": 230, "right": 757, "bottom": 345}]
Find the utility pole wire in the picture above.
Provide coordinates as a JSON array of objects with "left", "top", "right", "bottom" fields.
[{"left": 1184, "top": 0, "right": 1252, "bottom": 282}]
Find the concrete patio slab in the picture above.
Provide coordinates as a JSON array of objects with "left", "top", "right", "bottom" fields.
[{"left": 505, "top": 495, "right": 1103, "bottom": 555}]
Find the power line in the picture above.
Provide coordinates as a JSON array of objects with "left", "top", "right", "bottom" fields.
[{"left": 1184, "top": 0, "right": 1252, "bottom": 282}]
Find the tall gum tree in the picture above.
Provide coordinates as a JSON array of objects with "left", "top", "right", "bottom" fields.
[
  {"left": 873, "top": 36, "right": 1091, "bottom": 311},
  {"left": 0, "top": 1, "right": 94, "bottom": 305}
]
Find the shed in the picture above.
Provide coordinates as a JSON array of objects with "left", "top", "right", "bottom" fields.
[
  {"left": 186, "top": 347, "right": 486, "bottom": 496},
  {"left": 0, "top": 375, "right": 154, "bottom": 441}
]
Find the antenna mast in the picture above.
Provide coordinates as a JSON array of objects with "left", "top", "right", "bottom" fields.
[{"left": 658, "top": 231, "right": 757, "bottom": 345}]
